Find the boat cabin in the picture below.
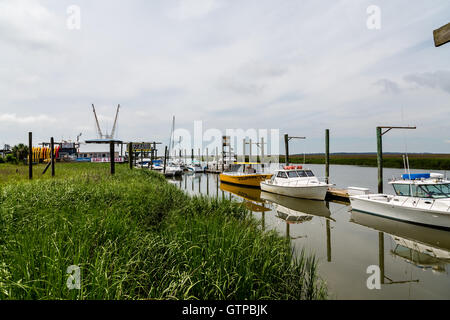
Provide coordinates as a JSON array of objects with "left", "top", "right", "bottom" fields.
[
  {"left": 267, "top": 166, "right": 321, "bottom": 185},
  {"left": 274, "top": 166, "right": 315, "bottom": 179},
  {"left": 389, "top": 173, "right": 450, "bottom": 199}
]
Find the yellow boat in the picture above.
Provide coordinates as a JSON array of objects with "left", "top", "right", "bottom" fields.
[{"left": 219, "top": 163, "right": 273, "bottom": 188}]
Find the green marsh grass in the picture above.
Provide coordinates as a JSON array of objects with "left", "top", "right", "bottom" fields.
[{"left": 0, "top": 163, "right": 326, "bottom": 300}]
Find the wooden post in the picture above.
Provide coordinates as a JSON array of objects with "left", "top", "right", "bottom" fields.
[
  {"left": 150, "top": 147, "right": 154, "bottom": 171},
  {"left": 28, "top": 132, "right": 32, "bottom": 180},
  {"left": 216, "top": 147, "right": 218, "bottom": 170},
  {"left": 284, "top": 134, "right": 289, "bottom": 166},
  {"left": 221, "top": 144, "right": 224, "bottom": 173},
  {"left": 206, "top": 148, "right": 209, "bottom": 169},
  {"left": 191, "top": 149, "right": 194, "bottom": 163},
  {"left": 51, "top": 137, "right": 55, "bottom": 177},
  {"left": 377, "top": 127, "right": 383, "bottom": 193},
  {"left": 110, "top": 142, "right": 115, "bottom": 175},
  {"left": 379, "top": 232, "right": 385, "bottom": 284},
  {"left": 128, "top": 143, "right": 133, "bottom": 170},
  {"left": 249, "top": 139, "right": 252, "bottom": 163},
  {"left": 261, "top": 137, "right": 265, "bottom": 166},
  {"left": 243, "top": 138, "right": 246, "bottom": 162},
  {"left": 326, "top": 219, "right": 331, "bottom": 262},
  {"left": 325, "top": 129, "right": 330, "bottom": 184},
  {"left": 163, "top": 146, "right": 168, "bottom": 174}
]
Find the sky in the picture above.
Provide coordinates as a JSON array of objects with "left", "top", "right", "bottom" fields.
[{"left": 0, "top": 0, "right": 449, "bottom": 155}]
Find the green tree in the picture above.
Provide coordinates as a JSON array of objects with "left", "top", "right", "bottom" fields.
[{"left": 12, "top": 144, "right": 29, "bottom": 162}]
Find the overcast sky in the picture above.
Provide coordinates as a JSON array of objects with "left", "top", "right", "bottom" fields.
[{"left": 0, "top": 0, "right": 449, "bottom": 154}]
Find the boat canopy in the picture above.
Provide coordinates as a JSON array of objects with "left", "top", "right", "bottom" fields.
[{"left": 402, "top": 173, "right": 430, "bottom": 180}]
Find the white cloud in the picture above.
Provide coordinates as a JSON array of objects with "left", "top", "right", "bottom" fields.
[
  {"left": 0, "top": 113, "right": 57, "bottom": 124},
  {"left": 0, "top": 0, "right": 449, "bottom": 153},
  {"left": 169, "top": 0, "right": 221, "bottom": 20},
  {"left": 0, "top": 0, "right": 62, "bottom": 50}
]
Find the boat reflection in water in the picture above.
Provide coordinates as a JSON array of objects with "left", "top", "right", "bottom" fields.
[
  {"left": 220, "top": 182, "right": 334, "bottom": 260},
  {"left": 261, "top": 191, "right": 334, "bottom": 252},
  {"left": 350, "top": 210, "right": 450, "bottom": 279},
  {"left": 219, "top": 182, "right": 270, "bottom": 213},
  {"left": 261, "top": 191, "right": 333, "bottom": 222}
]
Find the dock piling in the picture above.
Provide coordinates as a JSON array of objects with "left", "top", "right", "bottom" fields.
[
  {"left": 377, "top": 127, "right": 383, "bottom": 193},
  {"left": 284, "top": 134, "right": 289, "bottom": 166},
  {"left": 110, "top": 141, "right": 115, "bottom": 175},
  {"left": 51, "top": 137, "right": 55, "bottom": 177},
  {"left": 128, "top": 143, "right": 133, "bottom": 170},
  {"left": 28, "top": 132, "right": 32, "bottom": 180},
  {"left": 163, "top": 146, "right": 168, "bottom": 174}
]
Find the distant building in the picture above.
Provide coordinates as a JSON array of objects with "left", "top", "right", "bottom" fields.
[
  {"left": 0, "top": 144, "right": 11, "bottom": 158},
  {"left": 77, "top": 151, "right": 123, "bottom": 163},
  {"left": 59, "top": 142, "right": 78, "bottom": 161}
]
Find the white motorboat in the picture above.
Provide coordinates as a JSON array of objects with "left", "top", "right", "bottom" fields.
[
  {"left": 349, "top": 173, "right": 450, "bottom": 230},
  {"left": 186, "top": 161, "right": 204, "bottom": 173},
  {"left": 164, "top": 163, "right": 184, "bottom": 177},
  {"left": 260, "top": 166, "right": 332, "bottom": 200}
]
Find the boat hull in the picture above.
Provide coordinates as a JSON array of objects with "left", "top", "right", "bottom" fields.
[
  {"left": 219, "top": 173, "right": 273, "bottom": 187},
  {"left": 260, "top": 182, "right": 329, "bottom": 200},
  {"left": 350, "top": 196, "right": 450, "bottom": 231}
]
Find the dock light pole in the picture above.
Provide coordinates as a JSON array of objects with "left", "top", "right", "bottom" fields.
[
  {"left": 376, "top": 126, "right": 416, "bottom": 193},
  {"left": 284, "top": 134, "right": 306, "bottom": 166},
  {"left": 325, "top": 129, "right": 330, "bottom": 184}
]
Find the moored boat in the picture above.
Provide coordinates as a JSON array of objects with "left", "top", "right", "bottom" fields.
[
  {"left": 260, "top": 166, "right": 332, "bottom": 200},
  {"left": 219, "top": 163, "right": 272, "bottom": 187},
  {"left": 349, "top": 173, "right": 450, "bottom": 230}
]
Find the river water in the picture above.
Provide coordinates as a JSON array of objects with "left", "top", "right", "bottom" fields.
[{"left": 167, "top": 164, "right": 450, "bottom": 300}]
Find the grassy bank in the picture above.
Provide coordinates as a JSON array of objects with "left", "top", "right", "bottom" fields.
[
  {"left": 0, "top": 163, "right": 326, "bottom": 300},
  {"left": 280, "top": 154, "right": 450, "bottom": 170}
]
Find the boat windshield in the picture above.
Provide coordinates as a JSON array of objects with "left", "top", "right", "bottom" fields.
[
  {"left": 392, "top": 183, "right": 450, "bottom": 199},
  {"left": 305, "top": 170, "right": 315, "bottom": 177},
  {"left": 287, "top": 171, "right": 299, "bottom": 178},
  {"left": 296, "top": 170, "right": 307, "bottom": 177}
]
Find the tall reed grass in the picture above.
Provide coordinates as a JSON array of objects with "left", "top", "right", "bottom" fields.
[{"left": 0, "top": 163, "right": 326, "bottom": 300}]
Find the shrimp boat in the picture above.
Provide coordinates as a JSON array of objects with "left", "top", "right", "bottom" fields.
[
  {"left": 349, "top": 173, "right": 450, "bottom": 230},
  {"left": 219, "top": 162, "right": 273, "bottom": 188},
  {"left": 260, "top": 166, "right": 332, "bottom": 200}
]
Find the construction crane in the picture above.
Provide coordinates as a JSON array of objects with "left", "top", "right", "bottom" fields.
[
  {"left": 91, "top": 104, "right": 120, "bottom": 140},
  {"left": 110, "top": 104, "right": 120, "bottom": 139}
]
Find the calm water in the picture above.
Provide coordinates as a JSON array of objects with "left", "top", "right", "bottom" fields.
[{"left": 167, "top": 164, "right": 450, "bottom": 300}]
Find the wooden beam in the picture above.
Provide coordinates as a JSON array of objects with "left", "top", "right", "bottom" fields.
[{"left": 434, "top": 22, "right": 450, "bottom": 47}]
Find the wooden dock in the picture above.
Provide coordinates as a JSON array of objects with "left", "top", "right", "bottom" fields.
[{"left": 326, "top": 187, "right": 350, "bottom": 202}]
